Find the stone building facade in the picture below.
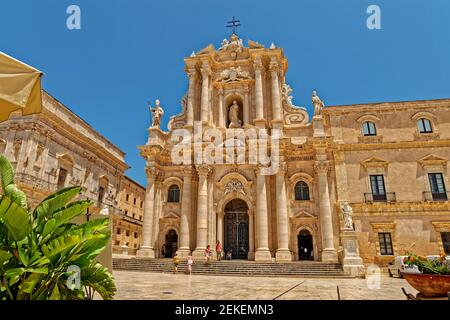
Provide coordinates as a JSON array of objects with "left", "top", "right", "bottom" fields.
[
  {"left": 112, "top": 176, "right": 145, "bottom": 254},
  {"left": 0, "top": 90, "right": 129, "bottom": 214},
  {"left": 138, "top": 33, "right": 450, "bottom": 265}
]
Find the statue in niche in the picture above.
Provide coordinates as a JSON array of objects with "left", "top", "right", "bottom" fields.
[
  {"left": 228, "top": 100, "right": 242, "bottom": 128},
  {"left": 312, "top": 90, "right": 325, "bottom": 116},
  {"left": 149, "top": 99, "right": 164, "bottom": 128}
]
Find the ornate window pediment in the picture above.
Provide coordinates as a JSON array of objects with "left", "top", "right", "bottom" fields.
[
  {"left": 418, "top": 154, "right": 447, "bottom": 168},
  {"left": 361, "top": 157, "right": 389, "bottom": 169},
  {"left": 292, "top": 210, "right": 315, "bottom": 219}
]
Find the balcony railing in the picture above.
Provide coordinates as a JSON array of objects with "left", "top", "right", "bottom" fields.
[
  {"left": 423, "top": 191, "right": 449, "bottom": 202},
  {"left": 364, "top": 192, "right": 396, "bottom": 203}
]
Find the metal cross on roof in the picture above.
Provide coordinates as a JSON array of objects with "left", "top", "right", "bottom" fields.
[{"left": 226, "top": 16, "right": 241, "bottom": 34}]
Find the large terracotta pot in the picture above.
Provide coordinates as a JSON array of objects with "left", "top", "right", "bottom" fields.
[{"left": 402, "top": 273, "right": 450, "bottom": 297}]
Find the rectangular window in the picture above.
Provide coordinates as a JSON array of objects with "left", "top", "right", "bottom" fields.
[
  {"left": 134, "top": 232, "right": 138, "bottom": 239},
  {"left": 126, "top": 194, "right": 129, "bottom": 202},
  {"left": 140, "top": 201, "right": 143, "bottom": 209},
  {"left": 441, "top": 232, "right": 450, "bottom": 255},
  {"left": 98, "top": 186, "right": 105, "bottom": 204},
  {"left": 370, "top": 175, "right": 386, "bottom": 201},
  {"left": 428, "top": 173, "right": 447, "bottom": 200},
  {"left": 124, "top": 210, "right": 128, "bottom": 215},
  {"left": 133, "top": 198, "right": 137, "bottom": 205},
  {"left": 378, "top": 232, "right": 393, "bottom": 255},
  {"left": 117, "top": 228, "right": 121, "bottom": 234},
  {"left": 57, "top": 168, "right": 68, "bottom": 189},
  {"left": 126, "top": 230, "right": 130, "bottom": 237}
]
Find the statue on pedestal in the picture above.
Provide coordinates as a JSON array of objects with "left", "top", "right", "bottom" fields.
[
  {"left": 149, "top": 99, "right": 164, "bottom": 128},
  {"left": 228, "top": 100, "right": 242, "bottom": 128},
  {"left": 100, "top": 205, "right": 109, "bottom": 216},
  {"left": 312, "top": 90, "right": 325, "bottom": 116},
  {"left": 340, "top": 201, "right": 354, "bottom": 230}
]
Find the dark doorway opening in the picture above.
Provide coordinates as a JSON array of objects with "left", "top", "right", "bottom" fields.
[
  {"left": 298, "top": 229, "right": 313, "bottom": 261},
  {"left": 163, "top": 229, "right": 178, "bottom": 258},
  {"left": 224, "top": 199, "right": 249, "bottom": 259}
]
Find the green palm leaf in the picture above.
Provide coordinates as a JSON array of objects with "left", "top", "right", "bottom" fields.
[
  {"left": 34, "top": 186, "right": 84, "bottom": 222},
  {"left": 0, "top": 195, "right": 30, "bottom": 241}
]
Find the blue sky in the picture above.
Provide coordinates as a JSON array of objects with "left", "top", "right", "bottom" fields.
[{"left": 1, "top": 0, "right": 449, "bottom": 186}]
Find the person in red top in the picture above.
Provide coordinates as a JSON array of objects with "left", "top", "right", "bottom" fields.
[{"left": 215, "top": 240, "right": 223, "bottom": 261}]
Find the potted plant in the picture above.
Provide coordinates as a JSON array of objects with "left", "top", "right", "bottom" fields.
[
  {"left": 0, "top": 155, "right": 116, "bottom": 300},
  {"left": 402, "top": 251, "right": 450, "bottom": 297}
]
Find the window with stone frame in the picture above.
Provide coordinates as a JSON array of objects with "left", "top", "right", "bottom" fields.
[
  {"left": 417, "top": 118, "right": 433, "bottom": 133},
  {"left": 378, "top": 232, "right": 394, "bottom": 255},
  {"left": 441, "top": 232, "right": 450, "bottom": 255},
  {"left": 57, "top": 168, "right": 68, "bottom": 189},
  {"left": 167, "top": 184, "right": 180, "bottom": 203},
  {"left": 294, "top": 181, "right": 310, "bottom": 200},
  {"left": 98, "top": 186, "right": 105, "bottom": 204},
  {"left": 362, "top": 121, "right": 377, "bottom": 136},
  {"left": 428, "top": 173, "right": 447, "bottom": 200}
]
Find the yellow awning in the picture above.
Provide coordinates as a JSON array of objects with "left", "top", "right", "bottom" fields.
[{"left": 0, "top": 51, "right": 43, "bottom": 122}]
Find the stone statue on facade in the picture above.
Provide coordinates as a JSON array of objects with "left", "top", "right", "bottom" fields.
[
  {"left": 312, "top": 90, "right": 325, "bottom": 116},
  {"left": 340, "top": 201, "right": 354, "bottom": 230},
  {"left": 149, "top": 99, "right": 164, "bottom": 128},
  {"left": 228, "top": 100, "right": 242, "bottom": 128},
  {"left": 100, "top": 205, "right": 109, "bottom": 216}
]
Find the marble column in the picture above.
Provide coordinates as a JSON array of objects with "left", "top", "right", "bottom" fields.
[
  {"left": 187, "top": 68, "right": 197, "bottom": 126},
  {"left": 254, "top": 166, "right": 272, "bottom": 261},
  {"left": 314, "top": 161, "right": 338, "bottom": 262},
  {"left": 248, "top": 210, "right": 255, "bottom": 260},
  {"left": 177, "top": 166, "right": 192, "bottom": 257},
  {"left": 253, "top": 57, "right": 264, "bottom": 122},
  {"left": 275, "top": 163, "right": 291, "bottom": 261},
  {"left": 217, "top": 213, "right": 224, "bottom": 246},
  {"left": 270, "top": 58, "right": 282, "bottom": 121},
  {"left": 243, "top": 86, "right": 250, "bottom": 125},
  {"left": 137, "top": 167, "right": 159, "bottom": 258},
  {"left": 217, "top": 87, "right": 225, "bottom": 128},
  {"left": 200, "top": 63, "right": 211, "bottom": 124},
  {"left": 193, "top": 165, "right": 210, "bottom": 257}
]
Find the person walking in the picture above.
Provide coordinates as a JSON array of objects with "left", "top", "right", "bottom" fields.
[
  {"left": 172, "top": 253, "right": 180, "bottom": 274},
  {"left": 215, "top": 240, "right": 223, "bottom": 261},
  {"left": 187, "top": 255, "right": 193, "bottom": 275},
  {"left": 204, "top": 245, "right": 212, "bottom": 264}
]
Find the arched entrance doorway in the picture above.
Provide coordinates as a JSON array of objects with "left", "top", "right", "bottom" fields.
[
  {"left": 298, "top": 229, "right": 313, "bottom": 261},
  {"left": 224, "top": 199, "right": 249, "bottom": 259},
  {"left": 163, "top": 229, "right": 178, "bottom": 258}
]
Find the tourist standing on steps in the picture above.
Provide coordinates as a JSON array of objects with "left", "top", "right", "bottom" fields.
[
  {"left": 187, "top": 255, "right": 193, "bottom": 275},
  {"left": 205, "top": 245, "right": 212, "bottom": 264},
  {"left": 172, "top": 254, "right": 180, "bottom": 274},
  {"left": 215, "top": 240, "right": 223, "bottom": 261}
]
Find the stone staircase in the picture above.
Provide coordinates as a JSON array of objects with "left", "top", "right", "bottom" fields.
[{"left": 113, "top": 258, "right": 352, "bottom": 278}]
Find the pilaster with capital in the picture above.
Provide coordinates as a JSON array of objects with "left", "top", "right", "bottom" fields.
[
  {"left": 275, "top": 163, "right": 292, "bottom": 261},
  {"left": 217, "top": 87, "right": 225, "bottom": 128},
  {"left": 270, "top": 58, "right": 282, "bottom": 121},
  {"left": 187, "top": 68, "right": 197, "bottom": 126},
  {"left": 254, "top": 165, "right": 272, "bottom": 261},
  {"left": 193, "top": 165, "right": 211, "bottom": 256},
  {"left": 243, "top": 86, "right": 250, "bottom": 125},
  {"left": 137, "top": 167, "right": 161, "bottom": 258},
  {"left": 253, "top": 57, "right": 265, "bottom": 124},
  {"left": 200, "top": 63, "right": 211, "bottom": 123},
  {"left": 314, "top": 161, "right": 338, "bottom": 262}
]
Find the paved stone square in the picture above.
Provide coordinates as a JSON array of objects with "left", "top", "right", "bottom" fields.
[{"left": 113, "top": 270, "right": 418, "bottom": 300}]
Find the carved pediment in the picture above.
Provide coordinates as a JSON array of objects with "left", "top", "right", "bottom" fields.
[
  {"left": 292, "top": 210, "right": 315, "bottom": 219},
  {"left": 196, "top": 44, "right": 215, "bottom": 55},
  {"left": 162, "top": 212, "right": 180, "bottom": 219},
  {"left": 215, "top": 66, "right": 251, "bottom": 83},
  {"left": 361, "top": 157, "right": 389, "bottom": 168},
  {"left": 417, "top": 154, "right": 447, "bottom": 167}
]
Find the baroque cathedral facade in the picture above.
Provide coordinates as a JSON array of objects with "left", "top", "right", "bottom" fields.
[{"left": 137, "top": 33, "right": 450, "bottom": 266}]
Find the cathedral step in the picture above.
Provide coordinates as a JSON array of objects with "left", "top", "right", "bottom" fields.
[{"left": 113, "top": 258, "right": 351, "bottom": 277}]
